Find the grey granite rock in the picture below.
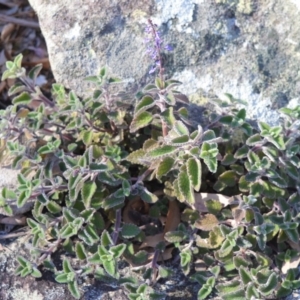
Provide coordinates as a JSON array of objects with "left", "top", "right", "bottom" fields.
[{"left": 28, "top": 0, "right": 300, "bottom": 126}]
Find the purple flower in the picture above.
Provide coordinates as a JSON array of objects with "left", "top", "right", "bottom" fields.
[{"left": 144, "top": 19, "right": 173, "bottom": 75}]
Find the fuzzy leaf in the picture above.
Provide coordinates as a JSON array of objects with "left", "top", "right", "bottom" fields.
[
  {"left": 161, "top": 107, "right": 176, "bottom": 126},
  {"left": 148, "top": 145, "right": 178, "bottom": 158},
  {"left": 198, "top": 284, "right": 213, "bottom": 300},
  {"left": 68, "top": 281, "right": 80, "bottom": 299},
  {"left": 187, "top": 157, "right": 201, "bottom": 191},
  {"left": 234, "top": 145, "right": 249, "bottom": 159},
  {"left": 203, "top": 157, "right": 218, "bottom": 173},
  {"left": 17, "top": 190, "right": 30, "bottom": 208},
  {"left": 216, "top": 280, "right": 241, "bottom": 295},
  {"left": 173, "top": 121, "right": 189, "bottom": 135},
  {"left": 126, "top": 149, "right": 147, "bottom": 166},
  {"left": 170, "top": 135, "right": 189, "bottom": 145},
  {"left": 103, "top": 193, "right": 125, "bottom": 210},
  {"left": 178, "top": 171, "right": 194, "bottom": 204},
  {"left": 239, "top": 266, "right": 252, "bottom": 284},
  {"left": 180, "top": 250, "right": 192, "bottom": 267},
  {"left": 246, "top": 133, "right": 262, "bottom": 146},
  {"left": 82, "top": 130, "right": 93, "bottom": 146},
  {"left": 12, "top": 92, "right": 31, "bottom": 105},
  {"left": 103, "top": 259, "right": 116, "bottom": 277},
  {"left": 195, "top": 214, "right": 219, "bottom": 231},
  {"left": 164, "top": 231, "right": 186, "bottom": 243},
  {"left": 258, "top": 272, "right": 278, "bottom": 296},
  {"left": 55, "top": 273, "right": 70, "bottom": 283},
  {"left": 101, "top": 230, "right": 113, "bottom": 247},
  {"left": 205, "top": 199, "right": 222, "bottom": 215},
  {"left": 140, "top": 188, "right": 159, "bottom": 203},
  {"left": 135, "top": 96, "right": 155, "bottom": 114},
  {"left": 46, "top": 201, "right": 62, "bottom": 214},
  {"left": 121, "top": 223, "right": 141, "bottom": 238},
  {"left": 110, "top": 243, "right": 126, "bottom": 259},
  {"left": 216, "top": 170, "right": 237, "bottom": 187},
  {"left": 81, "top": 181, "right": 97, "bottom": 209},
  {"left": 157, "top": 157, "right": 175, "bottom": 179},
  {"left": 75, "top": 242, "right": 87, "bottom": 260},
  {"left": 130, "top": 111, "right": 153, "bottom": 132},
  {"left": 63, "top": 259, "right": 73, "bottom": 273}
]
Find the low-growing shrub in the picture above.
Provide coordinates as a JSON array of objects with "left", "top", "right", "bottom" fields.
[{"left": 1, "top": 19, "right": 300, "bottom": 300}]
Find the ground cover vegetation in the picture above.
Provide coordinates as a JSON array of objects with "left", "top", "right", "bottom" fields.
[{"left": 1, "top": 19, "right": 300, "bottom": 300}]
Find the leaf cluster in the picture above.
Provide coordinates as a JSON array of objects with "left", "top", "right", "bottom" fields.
[{"left": 1, "top": 54, "right": 300, "bottom": 299}]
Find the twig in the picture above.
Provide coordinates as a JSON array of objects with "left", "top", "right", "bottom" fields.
[
  {"left": 0, "top": 231, "right": 29, "bottom": 239},
  {"left": 0, "top": 13, "right": 40, "bottom": 29}
]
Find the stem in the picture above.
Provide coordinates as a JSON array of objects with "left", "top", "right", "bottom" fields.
[
  {"left": 112, "top": 209, "right": 121, "bottom": 245},
  {"left": 20, "top": 77, "right": 55, "bottom": 108},
  {"left": 131, "top": 168, "right": 153, "bottom": 190},
  {"left": 148, "top": 19, "right": 164, "bottom": 84}
]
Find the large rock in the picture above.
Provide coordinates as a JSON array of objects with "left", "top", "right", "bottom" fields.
[{"left": 28, "top": 0, "right": 300, "bottom": 126}]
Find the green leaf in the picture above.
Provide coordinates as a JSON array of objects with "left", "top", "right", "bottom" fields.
[
  {"left": 103, "top": 193, "right": 125, "bottom": 209},
  {"left": 216, "top": 280, "right": 242, "bottom": 295},
  {"left": 17, "top": 190, "right": 30, "bottom": 207},
  {"left": 234, "top": 145, "right": 249, "bottom": 159},
  {"left": 187, "top": 157, "right": 201, "bottom": 191},
  {"left": 170, "top": 135, "right": 189, "bottom": 145},
  {"left": 12, "top": 92, "right": 31, "bottom": 105},
  {"left": 121, "top": 224, "right": 141, "bottom": 239},
  {"left": 148, "top": 145, "right": 178, "bottom": 158},
  {"left": 164, "top": 231, "right": 186, "bottom": 243},
  {"left": 31, "top": 267, "right": 42, "bottom": 278},
  {"left": 110, "top": 243, "right": 126, "bottom": 259},
  {"left": 239, "top": 266, "right": 252, "bottom": 284},
  {"left": 55, "top": 273, "right": 70, "bottom": 283},
  {"left": 68, "top": 280, "right": 80, "bottom": 299},
  {"left": 221, "top": 153, "right": 236, "bottom": 165},
  {"left": 75, "top": 242, "right": 87, "bottom": 260},
  {"left": 198, "top": 284, "right": 213, "bottom": 300},
  {"left": 157, "top": 157, "right": 175, "bottom": 179},
  {"left": 126, "top": 149, "right": 147, "bottom": 166},
  {"left": 103, "top": 259, "right": 116, "bottom": 277},
  {"left": 130, "top": 111, "right": 153, "bottom": 133},
  {"left": 15, "top": 53, "right": 23, "bottom": 68},
  {"left": 178, "top": 171, "right": 194, "bottom": 204},
  {"left": 161, "top": 107, "right": 176, "bottom": 126},
  {"left": 205, "top": 199, "right": 222, "bottom": 215},
  {"left": 267, "top": 135, "right": 286, "bottom": 150},
  {"left": 258, "top": 121, "right": 271, "bottom": 133},
  {"left": 140, "top": 188, "right": 158, "bottom": 203},
  {"left": 82, "top": 130, "right": 93, "bottom": 146},
  {"left": 101, "top": 230, "right": 113, "bottom": 247},
  {"left": 46, "top": 201, "right": 62, "bottom": 214},
  {"left": 63, "top": 258, "right": 73, "bottom": 273},
  {"left": 259, "top": 272, "right": 278, "bottom": 296},
  {"left": 81, "top": 181, "right": 97, "bottom": 209},
  {"left": 135, "top": 96, "right": 155, "bottom": 114},
  {"left": 122, "top": 180, "right": 131, "bottom": 197},
  {"left": 17, "top": 256, "right": 28, "bottom": 268},
  {"left": 202, "top": 130, "right": 216, "bottom": 142},
  {"left": 28, "top": 64, "right": 43, "bottom": 81},
  {"left": 246, "top": 133, "right": 262, "bottom": 146},
  {"left": 216, "top": 170, "right": 237, "bottom": 187},
  {"left": 174, "top": 121, "right": 189, "bottom": 135},
  {"left": 60, "top": 223, "right": 75, "bottom": 239},
  {"left": 219, "top": 115, "right": 233, "bottom": 125},
  {"left": 155, "top": 77, "right": 165, "bottom": 89},
  {"left": 8, "top": 82, "right": 27, "bottom": 96},
  {"left": 203, "top": 157, "right": 218, "bottom": 173},
  {"left": 180, "top": 250, "right": 192, "bottom": 268}
]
